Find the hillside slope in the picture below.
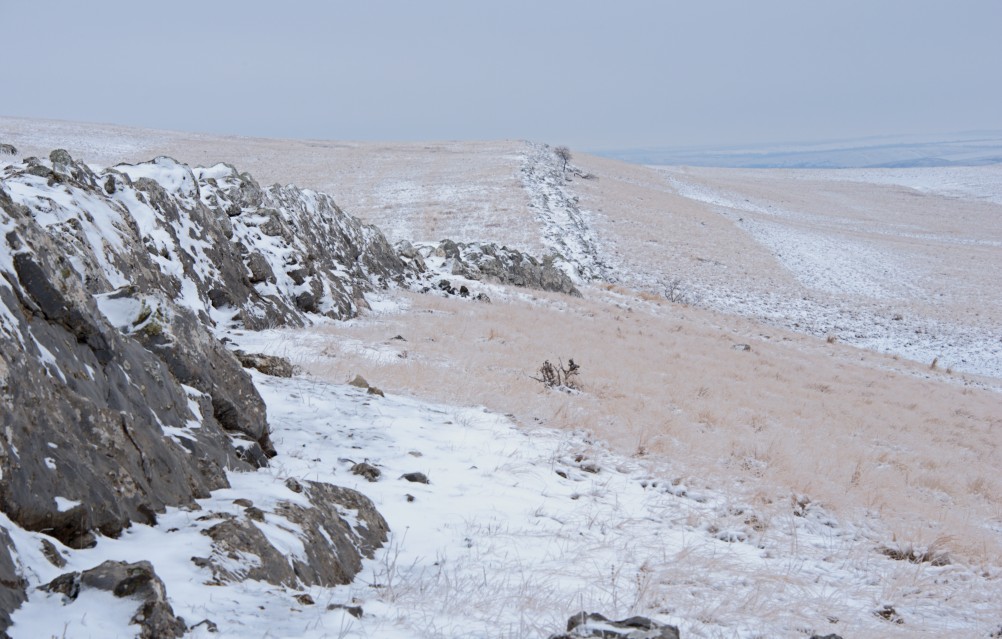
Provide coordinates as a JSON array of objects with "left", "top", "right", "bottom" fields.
[
  {"left": 1, "top": 117, "right": 1000, "bottom": 637},
  {"left": 5, "top": 116, "right": 999, "bottom": 378}
]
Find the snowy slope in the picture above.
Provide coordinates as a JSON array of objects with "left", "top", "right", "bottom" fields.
[{"left": 8, "top": 359, "right": 999, "bottom": 638}]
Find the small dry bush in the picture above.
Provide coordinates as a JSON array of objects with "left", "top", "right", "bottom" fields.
[{"left": 532, "top": 358, "right": 580, "bottom": 390}]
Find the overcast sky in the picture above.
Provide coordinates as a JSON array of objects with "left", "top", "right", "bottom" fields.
[{"left": 4, "top": 1, "right": 1001, "bottom": 150}]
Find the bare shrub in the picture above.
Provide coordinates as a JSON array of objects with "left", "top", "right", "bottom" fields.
[
  {"left": 532, "top": 358, "right": 580, "bottom": 390},
  {"left": 662, "top": 278, "right": 692, "bottom": 304},
  {"left": 554, "top": 145, "right": 572, "bottom": 173}
]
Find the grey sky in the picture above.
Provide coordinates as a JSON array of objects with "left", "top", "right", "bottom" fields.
[{"left": 4, "top": 0, "right": 1001, "bottom": 150}]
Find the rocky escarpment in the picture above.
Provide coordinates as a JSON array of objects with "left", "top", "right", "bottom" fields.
[
  {"left": 6, "top": 150, "right": 412, "bottom": 331},
  {"left": 1, "top": 151, "right": 419, "bottom": 457},
  {"left": 0, "top": 151, "right": 412, "bottom": 635},
  {"left": 0, "top": 530, "right": 26, "bottom": 634}
]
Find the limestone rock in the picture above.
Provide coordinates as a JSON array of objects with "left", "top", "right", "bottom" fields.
[
  {"left": 434, "top": 240, "right": 580, "bottom": 296},
  {"left": 42, "top": 560, "right": 186, "bottom": 639},
  {"left": 551, "top": 612, "right": 680, "bottom": 639},
  {"left": 1, "top": 188, "right": 247, "bottom": 549},
  {"left": 196, "top": 480, "right": 387, "bottom": 587}
]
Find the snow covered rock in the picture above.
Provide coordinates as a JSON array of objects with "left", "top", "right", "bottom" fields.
[
  {"left": 41, "top": 560, "right": 186, "bottom": 639},
  {"left": 2, "top": 151, "right": 414, "bottom": 333},
  {"left": 552, "top": 612, "right": 680, "bottom": 639},
  {"left": 423, "top": 239, "right": 581, "bottom": 296},
  {"left": 521, "top": 143, "right": 608, "bottom": 282},
  {"left": 1, "top": 149, "right": 420, "bottom": 464},
  {"left": 0, "top": 187, "right": 249, "bottom": 552},
  {"left": 193, "top": 161, "right": 414, "bottom": 325},
  {"left": 194, "top": 480, "right": 388, "bottom": 588}
]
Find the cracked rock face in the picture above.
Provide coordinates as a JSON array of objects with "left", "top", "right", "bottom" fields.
[
  {"left": 0, "top": 188, "right": 248, "bottom": 549},
  {"left": 0, "top": 150, "right": 418, "bottom": 537}
]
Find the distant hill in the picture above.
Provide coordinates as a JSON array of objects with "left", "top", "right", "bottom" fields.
[{"left": 597, "top": 131, "right": 1002, "bottom": 168}]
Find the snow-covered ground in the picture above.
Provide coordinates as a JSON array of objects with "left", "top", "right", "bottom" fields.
[
  {"left": 563, "top": 155, "right": 1002, "bottom": 380},
  {"left": 2, "top": 118, "right": 1001, "bottom": 638},
  {"left": 9, "top": 355, "right": 1000, "bottom": 638}
]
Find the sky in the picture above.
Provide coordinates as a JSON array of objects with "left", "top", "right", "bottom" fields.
[{"left": 3, "top": 0, "right": 1001, "bottom": 150}]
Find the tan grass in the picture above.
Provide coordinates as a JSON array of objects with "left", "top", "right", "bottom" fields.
[{"left": 296, "top": 285, "right": 1002, "bottom": 566}]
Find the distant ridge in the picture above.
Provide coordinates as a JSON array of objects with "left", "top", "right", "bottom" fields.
[{"left": 596, "top": 131, "right": 1002, "bottom": 168}]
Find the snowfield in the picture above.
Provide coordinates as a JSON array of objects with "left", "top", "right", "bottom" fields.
[{"left": 2, "top": 117, "right": 1001, "bottom": 638}]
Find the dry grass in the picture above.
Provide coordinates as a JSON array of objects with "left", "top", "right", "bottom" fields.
[{"left": 296, "top": 285, "right": 1002, "bottom": 566}]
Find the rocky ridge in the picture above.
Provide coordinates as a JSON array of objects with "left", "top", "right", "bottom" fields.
[
  {"left": 521, "top": 143, "right": 608, "bottom": 282},
  {"left": 0, "top": 150, "right": 414, "bottom": 636},
  {"left": 0, "top": 149, "right": 587, "bottom": 637},
  {"left": 402, "top": 238, "right": 581, "bottom": 297}
]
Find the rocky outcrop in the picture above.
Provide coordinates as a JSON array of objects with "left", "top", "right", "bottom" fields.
[
  {"left": 193, "top": 480, "right": 388, "bottom": 588},
  {"left": 3, "top": 152, "right": 415, "bottom": 333},
  {"left": 1, "top": 150, "right": 419, "bottom": 462},
  {"left": 193, "top": 161, "right": 414, "bottom": 325},
  {"left": 551, "top": 612, "right": 680, "bottom": 639},
  {"left": 0, "top": 145, "right": 15, "bottom": 157},
  {"left": 0, "top": 149, "right": 409, "bottom": 630},
  {"left": 42, "top": 560, "right": 186, "bottom": 639},
  {"left": 0, "top": 188, "right": 249, "bottom": 549},
  {"left": 521, "top": 143, "right": 608, "bottom": 282},
  {"left": 430, "top": 239, "right": 581, "bottom": 296}
]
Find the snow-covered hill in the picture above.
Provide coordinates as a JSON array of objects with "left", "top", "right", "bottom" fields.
[{"left": 1, "top": 118, "right": 1001, "bottom": 638}]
